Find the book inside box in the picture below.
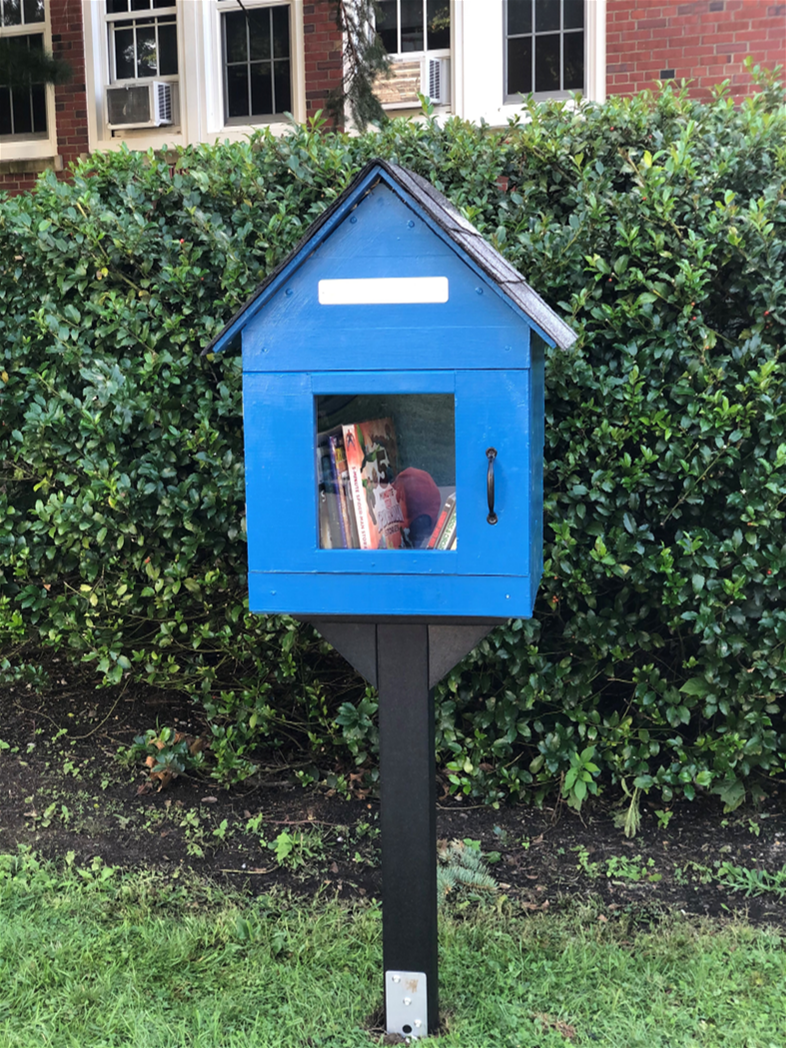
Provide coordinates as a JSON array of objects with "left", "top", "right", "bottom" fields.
[{"left": 316, "top": 394, "right": 456, "bottom": 550}]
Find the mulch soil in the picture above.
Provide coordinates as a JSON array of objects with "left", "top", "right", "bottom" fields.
[{"left": 1, "top": 659, "right": 785, "bottom": 928}]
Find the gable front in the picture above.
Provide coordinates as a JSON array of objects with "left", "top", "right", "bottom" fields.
[{"left": 239, "top": 178, "right": 536, "bottom": 373}]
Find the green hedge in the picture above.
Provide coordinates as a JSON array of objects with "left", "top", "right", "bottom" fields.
[{"left": 2, "top": 74, "right": 785, "bottom": 807}]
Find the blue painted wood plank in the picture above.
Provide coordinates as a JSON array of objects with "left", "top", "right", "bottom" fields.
[
  {"left": 243, "top": 325, "right": 530, "bottom": 373},
  {"left": 312, "top": 371, "right": 455, "bottom": 395},
  {"left": 454, "top": 370, "right": 530, "bottom": 578},
  {"left": 248, "top": 571, "right": 536, "bottom": 619}
]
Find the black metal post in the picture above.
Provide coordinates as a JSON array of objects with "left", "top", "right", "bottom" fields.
[{"left": 377, "top": 622, "right": 438, "bottom": 1036}]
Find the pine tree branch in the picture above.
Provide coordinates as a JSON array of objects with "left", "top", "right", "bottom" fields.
[
  {"left": 328, "top": 0, "right": 391, "bottom": 130},
  {"left": 0, "top": 40, "right": 71, "bottom": 90}
]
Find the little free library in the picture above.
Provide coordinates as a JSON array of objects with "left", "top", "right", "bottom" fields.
[{"left": 205, "top": 158, "right": 576, "bottom": 1038}]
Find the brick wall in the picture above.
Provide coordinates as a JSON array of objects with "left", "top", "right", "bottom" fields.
[
  {"left": 303, "top": 2, "right": 344, "bottom": 125},
  {"left": 607, "top": 0, "right": 786, "bottom": 100},
  {"left": 0, "top": 0, "right": 88, "bottom": 196}
]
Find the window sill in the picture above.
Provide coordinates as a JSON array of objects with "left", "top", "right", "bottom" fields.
[
  {"left": 0, "top": 154, "right": 63, "bottom": 175},
  {"left": 0, "top": 139, "right": 60, "bottom": 163}
]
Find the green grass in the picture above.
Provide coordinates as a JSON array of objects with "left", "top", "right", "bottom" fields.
[{"left": 1, "top": 848, "right": 784, "bottom": 1048}]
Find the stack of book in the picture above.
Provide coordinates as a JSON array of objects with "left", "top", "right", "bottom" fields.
[{"left": 317, "top": 417, "right": 455, "bottom": 551}]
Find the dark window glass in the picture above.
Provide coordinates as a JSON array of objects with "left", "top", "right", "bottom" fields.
[
  {"left": 377, "top": 0, "right": 398, "bottom": 53},
  {"left": 114, "top": 27, "right": 135, "bottom": 78},
  {"left": 274, "top": 58, "right": 291, "bottom": 112},
  {"left": 400, "top": 0, "right": 423, "bottom": 51},
  {"left": 426, "top": 0, "right": 450, "bottom": 49},
  {"left": 507, "top": 36, "right": 532, "bottom": 96},
  {"left": 30, "top": 80, "right": 45, "bottom": 128},
  {"left": 0, "top": 87, "right": 12, "bottom": 134},
  {"left": 224, "top": 11, "right": 247, "bottom": 63},
  {"left": 226, "top": 64, "right": 248, "bottom": 118},
  {"left": 535, "top": 0, "right": 560, "bottom": 32},
  {"left": 223, "top": 5, "right": 291, "bottom": 120},
  {"left": 563, "top": 30, "right": 583, "bottom": 89},
  {"left": 272, "top": 4, "right": 289, "bottom": 58},
  {"left": 535, "top": 32, "right": 560, "bottom": 92},
  {"left": 0, "top": 33, "right": 47, "bottom": 134},
  {"left": 563, "top": 0, "right": 584, "bottom": 30},
  {"left": 131, "top": 0, "right": 152, "bottom": 10},
  {"left": 23, "top": 0, "right": 45, "bottom": 23},
  {"left": 250, "top": 63, "right": 273, "bottom": 116},
  {"left": 158, "top": 21, "right": 177, "bottom": 74},
  {"left": 136, "top": 22, "right": 157, "bottom": 77},
  {"left": 106, "top": 0, "right": 129, "bottom": 12},
  {"left": 249, "top": 9, "right": 271, "bottom": 60},
  {"left": 507, "top": 0, "right": 532, "bottom": 35},
  {"left": 11, "top": 81, "right": 31, "bottom": 132},
  {"left": 2, "top": 0, "right": 21, "bottom": 27},
  {"left": 112, "top": 16, "right": 177, "bottom": 79}
]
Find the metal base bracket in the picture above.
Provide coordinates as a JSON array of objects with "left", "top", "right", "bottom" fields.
[{"left": 386, "top": 971, "right": 428, "bottom": 1039}]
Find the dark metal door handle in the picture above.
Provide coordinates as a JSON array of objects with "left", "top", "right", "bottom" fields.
[{"left": 486, "top": 448, "right": 498, "bottom": 524}]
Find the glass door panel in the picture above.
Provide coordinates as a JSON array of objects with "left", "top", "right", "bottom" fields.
[{"left": 316, "top": 393, "right": 456, "bottom": 551}]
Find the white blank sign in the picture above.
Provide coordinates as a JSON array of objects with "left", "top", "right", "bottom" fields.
[{"left": 318, "top": 276, "right": 449, "bottom": 305}]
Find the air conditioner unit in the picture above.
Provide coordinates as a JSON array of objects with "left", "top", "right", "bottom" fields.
[
  {"left": 427, "top": 58, "right": 450, "bottom": 106},
  {"left": 106, "top": 81, "right": 173, "bottom": 130}
]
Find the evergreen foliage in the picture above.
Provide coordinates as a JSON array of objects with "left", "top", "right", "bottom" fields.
[
  {"left": 1, "top": 71, "right": 785, "bottom": 806},
  {"left": 328, "top": 0, "right": 391, "bottom": 129},
  {"left": 0, "top": 38, "right": 71, "bottom": 90}
]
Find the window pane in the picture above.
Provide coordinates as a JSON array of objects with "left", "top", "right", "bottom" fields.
[
  {"left": 273, "top": 59, "right": 291, "bottom": 113},
  {"left": 2, "top": 0, "right": 21, "bottom": 26},
  {"left": 136, "top": 22, "right": 157, "bottom": 77},
  {"left": 272, "top": 4, "right": 289, "bottom": 59},
  {"left": 11, "top": 83, "right": 32, "bottom": 133},
  {"left": 0, "top": 87, "right": 12, "bottom": 134},
  {"left": 158, "top": 21, "right": 177, "bottom": 74},
  {"left": 507, "top": 36, "right": 532, "bottom": 96},
  {"left": 131, "top": 0, "right": 152, "bottom": 10},
  {"left": 250, "top": 62, "right": 273, "bottom": 115},
  {"left": 106, "top": 0, "right": 129, "bottom": 12},
  {"left": 535, "top": 32, "right": 560, "bottom": 91},
  {"left": 563, "top": 0, "right": 584, "bottom": 30},
  {"left": 22, "top": 0, "right": 45, "bottom": 23},
  {"left": 535, "top": 0, "right": 560, "bottom": 33},
  {"left": 30, "top": 80, "right": 45, "bottom": 130},
  {"left": 114, "top": 27, "right": 136, "bottom": 79},
  {"left": 377, "top": 0, "right": 398, "bottom": 54},
  {"left": 248, "top": 8, "right": 271, "bottom": 61},
  {"left": 426, "top": 0, "right": 450, "bottom": 49},
  {"left": 563, "top": 30, "right": 583, "bottom": 89},
  {"left": 316, "top": 394, "right": 456, "bottom": 551},
  {"left": 400, "top": 0, "right": 424, "bottom": 52},
  {"left": 507, "top": 0, "right": 532, "bottom": 36},
  {"left": 226, "top": 64, "right": 249, "bottom": 117},
  {"left": 224, "top": 11, "right": 248, "bottom": 63}
]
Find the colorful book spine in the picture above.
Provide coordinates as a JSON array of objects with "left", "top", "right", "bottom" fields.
[
  {"left": 341, "top": 424, "right": 374, "bottom": 549},
  {"left": 426, "top": 492, "right": 456, "bottom": 549},
  {"left": 436, "top": 499, "right": 457, "bottom": 550},
  {"left": 329, "top": 434, "right": 355, "bottom": 548},
  {"left": 318, "top": 443, "right": 343, "bottom": 549}
]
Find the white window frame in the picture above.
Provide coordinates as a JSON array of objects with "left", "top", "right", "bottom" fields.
[
  {"left": 503, "top": 0, "right": 586, "bottom": 103},
  {"left": 377, "top": 0, "right": 451, "bottom": 58},
  {"left": 215, "top": 0, "right": 299, "bottom": 128},
  {"left": 83, "top": 0, "right": 305, "bottom": 154},
  {"left": 104, "top": 0, "right": 179, "bottom": 85},
  {"left": 0, "top": 0, "right": 58, "bottom": 161},
  {"left": 452, "top": 0, "right": 605, "bottom": 126},
  {"left": 375, "top": 0, "right": 452, "bottom": 114}
]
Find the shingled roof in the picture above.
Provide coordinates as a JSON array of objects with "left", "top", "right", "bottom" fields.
[{"left": 204, "top": 158, "right": 577, "bottom": 356}]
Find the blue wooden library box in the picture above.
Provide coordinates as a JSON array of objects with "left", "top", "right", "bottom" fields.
[{"left": 205, "top": 160, "right": 576, "bottom": 621}]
